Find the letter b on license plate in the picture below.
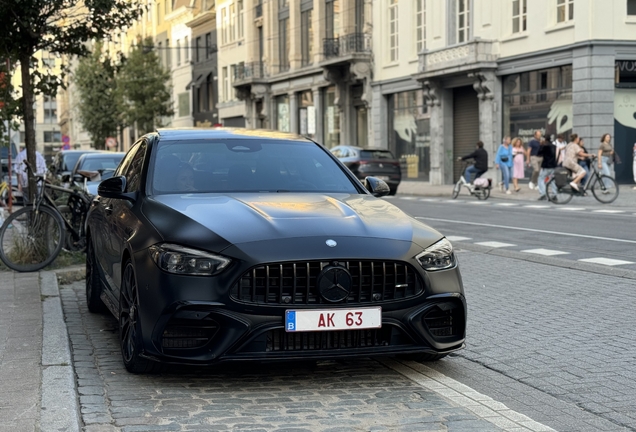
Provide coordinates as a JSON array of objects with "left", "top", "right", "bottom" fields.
[{"left": 285, "top": 307, "right": 382, "bottom": 332}]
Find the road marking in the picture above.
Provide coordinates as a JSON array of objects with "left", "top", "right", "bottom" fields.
[
  {"left": 578, "top": 257, "right": 635, "bottom": 266},
  {"left": 592, "top": 209, "right": 625, "bottom": 214},
  {"left": 523, "top": 205, "right": 551, "bottom": 209},
  {"left": 556, "top": 207, "right": 586, "bottom": 211},
  {"left": 382, "top": 196, "right": 395, "bottom": 199},
  {"left": 444, "top": 200, "right": 465, "bottom": 203},
  {"left": 522, "top": 248, "right": 570, "bottom": 256},
  {"left": 468, "top": 201, "right": 489, "bottom": 205},
  {"left": 475, "top": 241, "right": 516, "bottom": 248},
  {"left": 415, "top": 217, "right": 636, "bottom": 245},
  {"left": 446, "top": 236, "right": 472, "bottom": 242},
  {"left": 495, "top": 203, "right": 518, "bottom": 206},
  {"left": 419, "top": 198, "right": 441, "bottom": 202},
  {"left": 399, "top": 196, "right": 419, "bottom": 200},
  {"left": 381, "top": 359, "right": 556, "bottom": 432}
]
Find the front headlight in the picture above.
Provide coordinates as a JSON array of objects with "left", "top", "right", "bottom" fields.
[
  {"left": 149, "top": 243, "right": 231, "bottom": 276},
  {"left": 415, "top": 238, "right": 456, "bottom": 271}
]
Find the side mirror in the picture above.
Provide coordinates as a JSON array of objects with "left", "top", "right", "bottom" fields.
[
  {"left": 363, "top": 177, "right": 390, "bottom": 197},
  {"left": 97, "top": 176, "right": 135, "bottom": 201}
]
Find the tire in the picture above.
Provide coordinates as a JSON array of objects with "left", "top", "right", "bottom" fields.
[
  {"left": 451, "top": 181, "right": 461, "bottom": 199},
  {"left": 119, "top": 261, "right": 161, "bottom": 374},
  {"left": 591, "top": 175, "right": 619, "bottom": 204},
  {"left": 398, "top": 353, "right": 448, "bottom": 362},
  {"left": 546, "top": 179, "right": 572, "bottom": 205},
  {"left": 0, "top": 205, "right": 65, "bottom": 272},
  {"left": 476, "top": 187, "right": 490, "bottom": 200},
  {"left": 85, "top": 237, "right": 106, "bottom": 313},
  {"left": 388, "top": 188, "right": 397, "bottom": 196}
]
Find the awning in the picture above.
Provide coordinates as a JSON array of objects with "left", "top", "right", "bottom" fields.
[{"left": 185, "top": 74, "right": 204, "bottom": 90}]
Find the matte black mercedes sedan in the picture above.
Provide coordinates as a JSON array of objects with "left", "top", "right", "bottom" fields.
[{"left": 86, "top": 128, "right": 465, "bottom": 373}]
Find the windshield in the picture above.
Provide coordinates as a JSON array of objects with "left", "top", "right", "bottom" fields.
[
  {"left": 77, "top": 155, "right": 123, "bottom": 173},
  {"left": 63, "top": 153, "right": 83, "bottom": 171},
  {"left": 149, "top": 139, "right": 359, "bottom": 194}
]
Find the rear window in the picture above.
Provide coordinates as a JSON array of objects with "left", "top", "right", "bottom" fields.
[
  {"left": 149, "top": 139, "right": 360, "bottom": 194},
  {"left": 359, "top": 150, "right": 395, "bottom": 160},
  {"left": 63, "top": 153, "right": 83, "bottom": 171}
]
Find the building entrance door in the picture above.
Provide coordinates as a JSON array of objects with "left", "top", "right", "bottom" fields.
[{"left": 453, "top": 86, "right": 479, "bottom": 180}]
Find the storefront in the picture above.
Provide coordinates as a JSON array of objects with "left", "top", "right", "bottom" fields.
[
  {"left": 275, "top": 94, "right": 290, "bottom": 132},
  {"left": 502, "top": 65, "right": 573, "bottom": 143},
  {"left": 323, "top": 86, "right": 340, "bottom": 148},
  {"left": 388, "top": 90, "right": 430, "bottom": 181},
  {"left": 298, "top": 90, "right": 316, "bottom": 139},
  {"left": 614, "top": 60, "right": 636, "bottom": 184}
]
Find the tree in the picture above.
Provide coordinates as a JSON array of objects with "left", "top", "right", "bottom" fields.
[
  {"left": 116, "top": 38, "right": 173, "bottom": 136},
  {"left": 74, "top": 42, "right": 119, "bottom": 150},
  {"left": 0, "top": 0, "right": 143, "bottom": 199}
]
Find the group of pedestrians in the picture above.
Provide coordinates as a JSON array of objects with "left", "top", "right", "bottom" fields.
[{"left": 493, "top": 131, "right": 620, "bottom": 199}]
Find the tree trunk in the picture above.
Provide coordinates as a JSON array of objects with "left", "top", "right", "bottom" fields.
[{"left": 19, "top": 53, "right": 37, "bottom": 203}]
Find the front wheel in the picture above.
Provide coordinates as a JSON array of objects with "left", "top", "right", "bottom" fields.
[
  {"left": 475, "top": 187, "right": 490, "bottom": 200},
  {"left": 591, "top": 175, "right": 619, "bottom": 204},
  {"left": 0, "top": 205, "right": 65, "bottom": 272},
  {"left": 451, "top": 181, "right": 461, "bottom": 199},
  {"left": 546, "top": 179, "right": 573, "bottom": 205},
  {"left": 119, "top": 261, "right": 161, "bottom": 374}
]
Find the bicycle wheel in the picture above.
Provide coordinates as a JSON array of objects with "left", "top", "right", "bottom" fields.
[
  {"left": 452, "top": 181, "right": 461, "bottom": 199},
  {"left": 591, "top": 175, "right": 619, "bottom": 204},
  {"left": 0, "top": 205, "right": 65, "bottom": 272},
  {"left": 476, "top": 187, "right": 490, "bottom": 200},
  {"left": 546, "top": 179, "right": 573, "bottom": 205}
]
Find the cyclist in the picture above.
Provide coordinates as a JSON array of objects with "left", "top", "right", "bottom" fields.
[
  {"left": 458, "top": 141, "right": 488, "bottom": 184},
  {"left": 562, "top": 134, "right": 594, "bottom": 192}
]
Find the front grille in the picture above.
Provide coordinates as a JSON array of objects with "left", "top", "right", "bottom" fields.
[
  {"left": 231, "top": 260, "right": 423, "bottom": 305},
  {"left": 422, "top": 301, "right": 464, "bottom": 339},
  {"left": 266, "top": 328, "right": 391, "bottom": 352},
  {"left": 161, "top": 319, "right": 219, "bottom": 349}
]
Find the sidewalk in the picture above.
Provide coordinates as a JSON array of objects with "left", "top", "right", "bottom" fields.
[{"left": 396, "top": 179, "right": 636, "bottom": 205}]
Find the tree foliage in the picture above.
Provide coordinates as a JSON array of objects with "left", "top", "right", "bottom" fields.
[
  {"left": 116, "top": 38, "right": 173, "bottom": 135},
  {"left": 74, "top": 42, "right": 119, "bottom": 150},
  {"left": 0, "top": 0, "right": 143, "bottom": 198}
]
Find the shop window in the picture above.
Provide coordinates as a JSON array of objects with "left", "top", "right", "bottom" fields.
[
  {"left": 512, "top": 0, "right": 527, "bottom": 33},
  {"left": 276, "top": 94, "right": 290, "bottom": 132},
  {"left": 557, "top": 0, "right": 573, "bottom": 23},
  {"left": 298, "top": 90, "right": 315, "bottom": 137},
  {"left": 323, "top": 86, "right": 340, "bottom": 148}
]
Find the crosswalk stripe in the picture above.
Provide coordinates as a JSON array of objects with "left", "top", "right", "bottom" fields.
[
  {"left": 446, "top": 236, "right": 472, "bottom": 242},
  {"left": 521, "top": 248, "right": 570, "bottom": 256},
  {"left": 495, "top": 203, "right": 518, "bottom": 206},
  {"left": 474, "top": 241, "right": 516, "bottom": 248},
  {"left": 592, "top": 209, "right": 625, "bottom": 214},
  {"left": 578, "top": 257, "right": 635, "bottom": 266},
  {"left": 523, "top": 205, "right": 550, "bottom": 209},
  {"left": 557, "top": 207, "right": 586, "bottom": 211},
  {"left": 468, "top": 201, "right": 489, "bottom": 205}
]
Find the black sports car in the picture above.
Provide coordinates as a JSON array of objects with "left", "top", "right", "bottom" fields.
[{"left": 86, "top": 128, "right": 466, "bottom": 373}]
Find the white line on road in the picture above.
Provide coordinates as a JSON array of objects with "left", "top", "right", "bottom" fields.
[
  {"left": 578, "top": 257, "right": 635, "bottom": 266},
  {"left": 523, "top": 205, "right": 551, "bottom": 209},
  {"left": 475, "top": 241, "right": 516, "bottom": 248},
  {"left": 381, "top": 359, "right": 556, "bottom": 432},
  {"left": 592, "top": 209, "right": 625, "bottom": 214},
  {"left": 419, "top": 198, "right": 441, "bottom": 202},
  {"left": 495, "top": 203, "right": 519, "bottom": 206},
  {"left": 468, "top": 201, "right": 489, "bottom": 205},
  {"left": 446, "top": 236, "right": 472, "bottom": 242},
  {"left": 399, "top": 196, "right": 419, "bottom": 200},
  {"left": 415, "top": 217, "right": 636, "bottom": 245},
  {"left": 522, "top": 248, "right": 570, "bottom": 256},
  {"left": 556, "top": 207, "right": 586, "bottom": 211},
  {"left": 444, "top": 200, "right": 465, "bottom": 203}
]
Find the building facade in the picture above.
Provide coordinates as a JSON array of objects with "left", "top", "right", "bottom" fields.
[{"left": 373, "top": 0, "right": 636, "bottom": 184}]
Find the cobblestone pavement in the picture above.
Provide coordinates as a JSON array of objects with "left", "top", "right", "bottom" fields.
[
  {"left": 426, "top": 250, "right": 636, "bottom": 432},
  {"left": 60, "top": 281, "right": 551, "bottom": 432}
]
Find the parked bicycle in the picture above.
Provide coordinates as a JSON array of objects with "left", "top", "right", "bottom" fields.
[
  {"left": 546, "top": 155, "right": 619, "bottom": 204},
  {"left": 0, "top": 160, "right": 92, "bottom": 272},
  {"left": 452, "top": 160, "right": 491, "bottom": 200}
]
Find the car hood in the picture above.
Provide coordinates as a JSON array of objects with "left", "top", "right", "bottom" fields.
[{"left": 144, "top": 193, "right": 442, "bottom": 251}]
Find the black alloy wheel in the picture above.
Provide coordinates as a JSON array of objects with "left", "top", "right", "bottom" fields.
[
  {"left": 119, "top": 261, "right": 160, "bottom": 374},
  {"left": 85, "top": 238, "right": 105, "bottom": 313}
]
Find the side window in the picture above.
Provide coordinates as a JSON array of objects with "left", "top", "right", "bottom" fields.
[
  {"left": 331, "top": 148, "right": 342, "bottom": 158},
  {"left": 124, "top": 141, "right": 147, "bottom": 193},
  {"left": 115, "top": 144, "right": 139, "bottom": 177}
]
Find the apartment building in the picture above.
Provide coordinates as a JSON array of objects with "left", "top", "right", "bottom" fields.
[
  {"left": 373, "top": 0, "right": 636, "bottom": 185},
  {"left": 230, "top": 0, "right": 372, "bottom": 147}
]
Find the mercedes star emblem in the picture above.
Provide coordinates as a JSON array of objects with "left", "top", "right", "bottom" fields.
[
  {"left": 317, "top": 265, "right": 352, "bottom": 303},
  {"left": 326, "top": 239, "right": 337, "bottom": 247}
]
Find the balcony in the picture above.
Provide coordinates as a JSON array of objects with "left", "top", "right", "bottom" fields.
[
  {"left": 415, "top": 39, "right": 498, "bottom": 80},
  {"left": 233, "top": 62, "right": 267, "bottom": 83},
  {"left": 323, "top": 33, "right": 371, "bottom": 59}
]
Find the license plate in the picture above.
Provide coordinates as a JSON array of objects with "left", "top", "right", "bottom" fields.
[
  {"left": 285, "top": 307, "right": 382, "bottom": 332},
  {"left": 376, "top": 176, "right": 389, "bottom": 181}
]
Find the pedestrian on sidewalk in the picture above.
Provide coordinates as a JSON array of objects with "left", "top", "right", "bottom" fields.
[
  {"left": 526, "top": 130, "right": 543, "bottom": 190},
  {"left": 495, "top": 137, "right": 513, "bottom": 194},
  {"left": 598, "top": 133, "right": 614, "bottom": 187},
  {"left": 512, "top": 137, "right": 525, "bottom": 192},
  {"left": 537, "top": 137, "right": 557, "bottom": 201}
]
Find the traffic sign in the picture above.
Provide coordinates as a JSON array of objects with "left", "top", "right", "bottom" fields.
[{"left": 106, "top": 137, "right": 117, "bottom": 148}]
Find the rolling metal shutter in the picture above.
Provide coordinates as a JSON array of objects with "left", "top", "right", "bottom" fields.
[{"left": 452, "top": 86, "right": 479, "bottom": 180}]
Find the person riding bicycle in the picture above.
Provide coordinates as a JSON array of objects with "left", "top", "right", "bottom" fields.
[
  {"left": 458, "top": 141, "right": 488, "bottom": 183},
  {"left": 562, "top": 134, "right": 594, "bottom": 192}
]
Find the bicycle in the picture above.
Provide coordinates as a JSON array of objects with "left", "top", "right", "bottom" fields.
[
  {"left": 0, "top": 160, "right": 92, "bottom": 272},
  {"left": 545, "top": 155, "right": 619, "bottom": 205},
  {"left": 452, "top": 160, "right": 491, "bottom": 200}
]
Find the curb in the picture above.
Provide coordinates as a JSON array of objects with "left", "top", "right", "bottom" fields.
[
  {"left": 454, "top": 241, "right": 636, "bottom": 280},
  {"left": 40, "top": 271, "right": 81, "bottom": 432}
]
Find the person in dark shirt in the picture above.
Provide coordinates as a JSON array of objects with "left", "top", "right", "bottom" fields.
[
  {"left": 459, "top": 141, "right": 488, "bottom": 183},
  {"left": 536, "top": 138, "right": 557, "bottom": 200},
  {"left": 526, "top": 130, "right": 543, "bottom": 190}
]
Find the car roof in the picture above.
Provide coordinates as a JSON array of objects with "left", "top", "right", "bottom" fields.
[
  {"left": 155, "top": 127, "right": 311, "bottom": 143},
  {"left": 77, "top": 152, "right": 125, "bottom": 159}
]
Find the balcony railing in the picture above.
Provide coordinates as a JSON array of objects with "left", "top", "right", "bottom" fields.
[
  {"left": 323, "top": 33, "right": 371, "bottom": 59},
  {"left": 233, "top": 62, "right": 267, "bottom": 81}
]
